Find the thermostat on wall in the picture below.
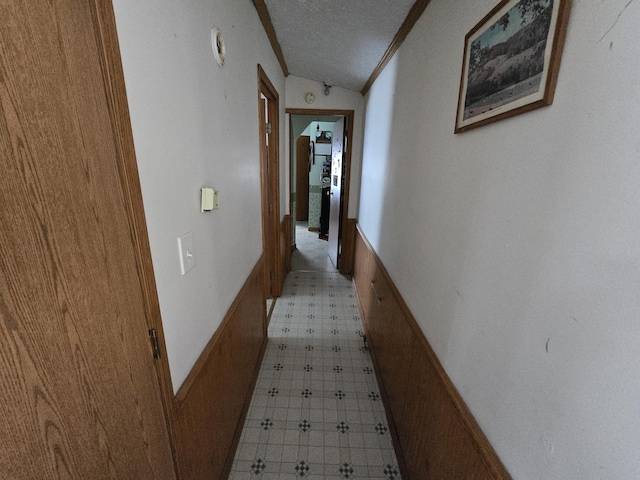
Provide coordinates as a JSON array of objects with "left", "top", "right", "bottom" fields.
[{"left": 201, "top": 187, "right": 219, "bottom": 212}]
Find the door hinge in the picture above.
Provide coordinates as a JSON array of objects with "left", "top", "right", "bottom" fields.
[
  {"left": 266, "top": 122, "right": 272, "bottom": 134},
  {"left": 149, "top": 328, "right": 161, "bottom": 360}
]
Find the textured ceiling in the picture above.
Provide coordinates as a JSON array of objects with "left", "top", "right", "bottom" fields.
[{"left": 263, "top": 0, "right": 416, "bottom": 92}]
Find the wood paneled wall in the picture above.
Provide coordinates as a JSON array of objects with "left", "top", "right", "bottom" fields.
[
  {"left": 280, "top": 214, "right": 292, "bottom": 287},
  {"left": 353, "top": 227, "right": 511, "bottom": 480},
  {"left": 339, "top": 218, "right": 357, "bottom": 275},
  {"left": 174, "top": 258, "right": 267, "bottom": 480}
]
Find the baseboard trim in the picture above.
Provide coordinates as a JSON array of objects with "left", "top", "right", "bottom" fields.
[
  {"left": 353, "top": 226, "right": 511, "bottom": 479},
  {"left": 174, "top": 257, "right": 266, "bottom": 480}
]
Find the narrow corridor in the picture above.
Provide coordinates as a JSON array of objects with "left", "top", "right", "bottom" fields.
[{"left": 229, "top": 225, "right": 401, "bottom": 479}]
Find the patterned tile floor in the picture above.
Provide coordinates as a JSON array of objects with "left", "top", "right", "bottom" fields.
[{"left": 229, "top": 229, "right": 401, "bottom": 479}]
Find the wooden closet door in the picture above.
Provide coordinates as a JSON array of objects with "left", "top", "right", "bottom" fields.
[{"left": 0, "top": 1, "right": 175, "bottom": 479}]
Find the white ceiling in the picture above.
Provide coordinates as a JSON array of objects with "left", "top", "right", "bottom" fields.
[{"left": 263, "top": 0, "right": 417, "bottom": 92}]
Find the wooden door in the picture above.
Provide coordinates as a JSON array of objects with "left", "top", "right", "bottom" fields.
[
  {"left": 295, "top": 136, "right": 310, "bottom": 221},
  {"left": 0, "top": 1, "right": 175, "bottom": 479},
  {"left": 328, "top": 118, "right": 345, "bottom": 268},
  {"left": 258, "top": 66, "right": 282, "bottom": 299}
]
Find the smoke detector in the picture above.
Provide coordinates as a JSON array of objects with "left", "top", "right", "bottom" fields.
[{"left": 211, "top": 27, "right": 226, "bottom": 66}]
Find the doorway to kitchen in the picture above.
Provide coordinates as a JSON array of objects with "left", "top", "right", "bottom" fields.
[{"left": 287, "top": 109, "right": 354, "bottom": 274}]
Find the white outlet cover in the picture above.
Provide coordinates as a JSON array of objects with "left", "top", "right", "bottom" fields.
[{"left": 177, "top": 232, "right": 195, "bottom": 275}]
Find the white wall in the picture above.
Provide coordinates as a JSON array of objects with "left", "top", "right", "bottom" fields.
[
  {"left": 112, "top": 0, "right": 286, "bottom": 392},
  {"left": 285, "top": 76, "right": 365, "bottom": 218},
  {"left": 359, "top": 0, "right": 640, "bottom": 478}
]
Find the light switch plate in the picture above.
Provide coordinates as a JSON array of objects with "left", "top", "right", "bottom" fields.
[{"left": 177, "top": 232, "right": 195, "bottom": 275}]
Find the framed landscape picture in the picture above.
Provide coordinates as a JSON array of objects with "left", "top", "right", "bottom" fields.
[{"left": 454, "top": 0, "right": 571, "bottom": 133}]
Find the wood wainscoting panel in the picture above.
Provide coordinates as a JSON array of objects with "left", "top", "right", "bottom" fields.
[
  {"left": 353, "top": 231, "right": 373, "bottom": 318},
  {"left": 353, "top": 226, "right": 511, "bottom": 480},
  {"left": 174, "top": 258, "right": 267, "bottom": 480},
  {"left": 280, "top": 214, "right": 292, "bottom": 288},
  {"left": 339, "top": 218, "right": 357, "bottom": 275}
]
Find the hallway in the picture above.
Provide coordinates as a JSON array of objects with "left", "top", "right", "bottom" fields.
[{"left": 229, "top": 226, "right": 401, "bottom": 479}]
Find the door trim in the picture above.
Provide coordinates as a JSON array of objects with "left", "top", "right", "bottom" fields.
[
  {"left": 91, "top": 1, "right": 179, "bottom": 474},
  {"left": 286, "top": 108, "right": 354, "bottom": 272},
  {"left": 258, "top": 65, "right": 282, "bottom": 300}
]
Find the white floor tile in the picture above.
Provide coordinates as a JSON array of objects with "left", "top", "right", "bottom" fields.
[{"left": 229, "top": 247, "right": 401, "bottom": 479}]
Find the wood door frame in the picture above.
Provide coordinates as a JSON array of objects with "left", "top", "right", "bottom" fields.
[
  {"left": 286, "top": 109, "right": 354, "bottom": 271},
  {"left": 91, "top": 2, "right": 180, "bottom": 475},
  {"left": 258, "top": 65, "right": 282, "bottom": 300}
]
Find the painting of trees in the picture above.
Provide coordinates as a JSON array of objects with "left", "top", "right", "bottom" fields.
[{"left": 455, "top": 0, "right": 571, "bottom": 133}]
